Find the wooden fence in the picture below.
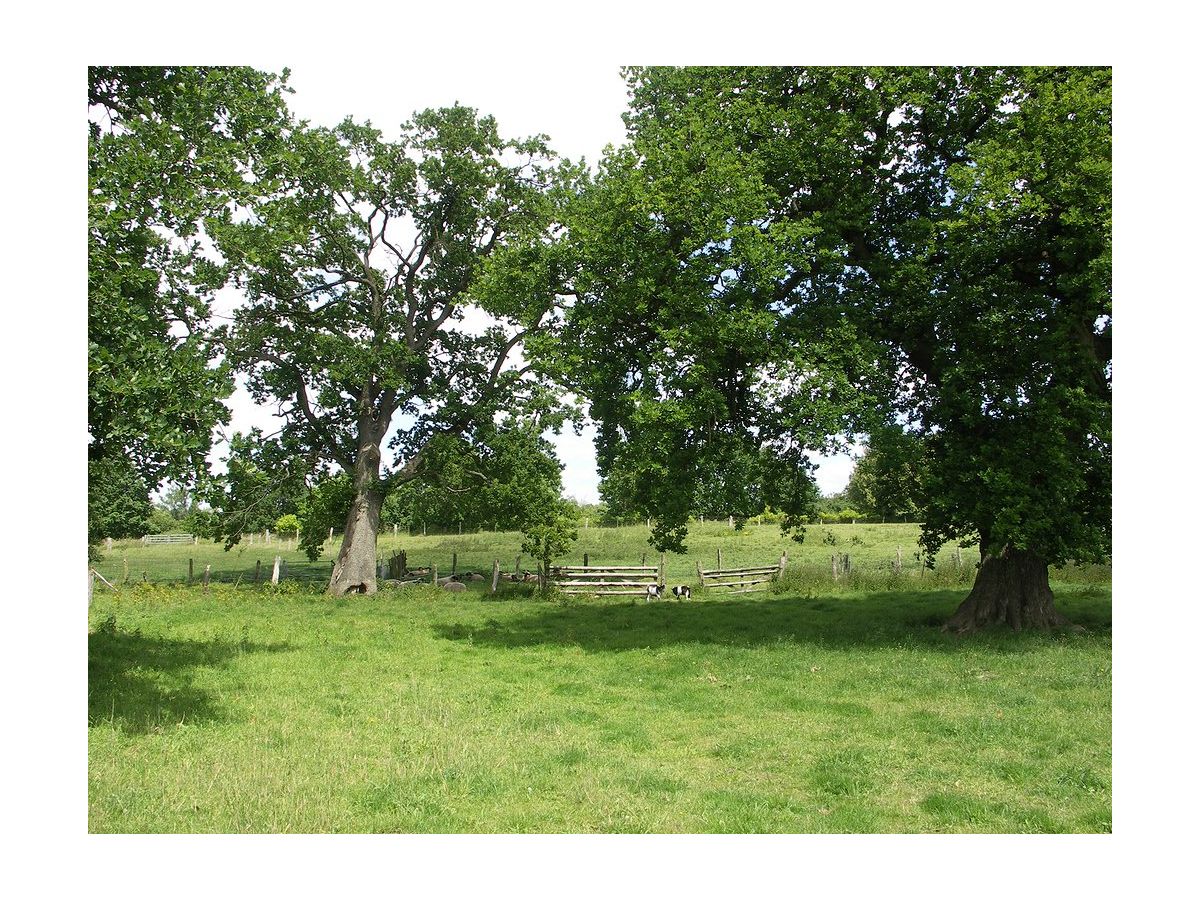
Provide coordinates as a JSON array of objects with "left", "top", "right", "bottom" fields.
[
  {"left": 696, "top": 553, "right": 787, "bottom": 595},
  {"left": 550, "top": 563, "right": 663, "bottom": 597},
  {"left": 141, "top": 533, "right": 195, "bottom": 545}
]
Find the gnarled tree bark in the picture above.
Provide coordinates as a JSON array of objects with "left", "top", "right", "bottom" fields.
[
  {"left": 328, "top": 439, "right": 383, "bottom": 595},
  {"left": 943, "top": 539, "right": 1074, "bottom": 634}
]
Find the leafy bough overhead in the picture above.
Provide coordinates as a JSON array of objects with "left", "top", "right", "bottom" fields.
[
  {"left": 88, "top": 66, "right": 294, "bottom": 490},
  {"left": 565, "top": 66, "right": 1110, "bottom": 631},
  {"left": 211, "top": 106, "right": 585, "bottom": 594}
]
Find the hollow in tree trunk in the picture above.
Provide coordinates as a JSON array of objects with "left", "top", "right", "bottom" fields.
[
  {"left": 328, "top": 442, "right": 383, "bottom": 596},
  {"left": 943, "top": 541, "right": 1074, "bottom": 634}
]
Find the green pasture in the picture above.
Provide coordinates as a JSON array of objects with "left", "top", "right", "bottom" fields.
[
  {"left": 88, "top": 566, "right": 1112, "bottom": 833},
  {"left": 94, "top": 522, "right": 1109, "bottom": 590}
]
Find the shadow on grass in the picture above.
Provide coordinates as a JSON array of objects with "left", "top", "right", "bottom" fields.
[
  {"left": 434, "top": 589, "right": 1112, "bottom": 654},
  {"left": 88, "top": 623, "right": 292, "bottom": 734}
]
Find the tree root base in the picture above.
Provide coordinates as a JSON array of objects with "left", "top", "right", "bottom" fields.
[{"left": 942, "top": 545, "right": 1075, "bottom": 634}]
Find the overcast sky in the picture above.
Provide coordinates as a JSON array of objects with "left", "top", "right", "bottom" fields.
[{"left": 212, "top": 61, "right": 859, "bottom": 501}]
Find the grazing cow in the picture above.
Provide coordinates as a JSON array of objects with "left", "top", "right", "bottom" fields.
[
  {"left": 671, "top": 585, "right": 691, "bottom": 601},
  {"left": 646, "top": 583, "right": 662, "bottom": 601}
]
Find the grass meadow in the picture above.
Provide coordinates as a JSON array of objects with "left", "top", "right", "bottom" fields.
[
  {"left": 94, "top": 520, "right": 1110, "bottom": 589},
  {"left": 89, "top": 523, "right": 1111, "bottom": 833}
]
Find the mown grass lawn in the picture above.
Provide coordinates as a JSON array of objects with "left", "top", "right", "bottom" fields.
[{"left": 88, "top": 580, "right": 1111, "bottom": 833}]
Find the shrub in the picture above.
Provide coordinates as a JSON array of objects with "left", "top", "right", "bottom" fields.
[{"left": 275, "top": 513, "right": 302, "bottom": 538}]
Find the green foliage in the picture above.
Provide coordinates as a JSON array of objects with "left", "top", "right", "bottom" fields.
[
  {"left": 568, "top": 66, "right": 1110, "bottom": 571},
  {"left": 381, "top": 423, "right": 565, "bottom": 533},
  {"left": 296, "top": 473, "right": 354, "bottom": 560},
  {"left": 274, "top": 514, "right": 301, "bottom": 538},
  {"left": 88, "top": 457, "right": 153, "bottom": 545},
  {"left": 145, "top": 507, "right": 180, "bottom": 535},
  {"left": 205, "top": 429, "right": 309, "bottom": 546},
  {"left": 845, "top": 427, "right": 928, "bottom": 520},
  {"left": 209, "top": 104, "right": 582, "bottom": 578},
  {"left": 88, "top": 66, "right": 293, "bottom": 489},
  {"left": 520, "top": 500, "right": 580, "bottom": 581}
]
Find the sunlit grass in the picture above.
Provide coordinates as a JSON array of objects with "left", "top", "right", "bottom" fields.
[{"left": 89, "top": 579, "right": 1111, "bottom": 833}]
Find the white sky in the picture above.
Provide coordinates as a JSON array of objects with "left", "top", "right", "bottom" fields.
[{"left": 215, "top": 62, "right": 859, "bottom": 501}]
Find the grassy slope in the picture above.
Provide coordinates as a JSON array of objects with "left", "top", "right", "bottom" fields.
[{"left": 89, "top": 577, "right": 1111, "bottom": 833}]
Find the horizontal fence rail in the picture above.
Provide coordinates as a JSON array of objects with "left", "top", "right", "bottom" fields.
[
  {"left": 550, "top": 564, "right": 662, "bottom": 597},
  {"left": 141, "top": 533, "right": 195, "bottom": 545},
  {"left": 697, "top": 554, "right": 788, "bottom": 595}
]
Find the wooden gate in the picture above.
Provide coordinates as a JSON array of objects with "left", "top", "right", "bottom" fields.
[
  {"left": 696, "top": 554, "right": 787, "bottom": 595},
  {"left": 551, "top": 563, "right": 663, "bottom": 597}
]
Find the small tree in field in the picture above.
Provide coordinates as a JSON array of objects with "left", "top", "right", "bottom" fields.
[
  {"left": 274, "top": 514, "right": 301, "bottom": 540},
  {"left": 214, "top": 107, "right": 577, "bottom": 594},
  {"left": 520, "top": 500, "right": 579, "bottom": 589}
]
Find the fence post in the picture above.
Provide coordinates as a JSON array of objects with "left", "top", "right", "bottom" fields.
[
  {"left": 452, "top": 552, "right": 457, "bottom": 575},
  {"left": 696, "top": 560, "right": 706, "bottom": 588},
  {"left": 255, "top": 560, "right": 261, "bottom": 583},
  {"left": 188, "top": 558, "right": 194, "bottom": 584},
  {"left": 515, "top": 554, "right": 521, "bottom": 577},
  {"left": 272, "top": 556, "right": 281, "bottom": 585},
  {"left": 659, "top": 553, "right": 665, "bottom": 589},
  {"left": 122, "top": 558, "right": 129, "bottom": 586},
  {"left": 194, "top": 536, "right": 199, "bottom": 545},
  {"left": 491, "top": 559, "right": 500, "bottom": 594},
  {"left": 717, "top": 547, "right": 722, "bottom": 571},
  {"left": 729, "top": 515, "right": 734, "bottom": 528},
  {"left": 583, "top": 552, "right": 589, "bottom": 568},
  {"left": 422, "top": 523, "right": 426, "bottom": 537},
  {"left": 642, "top": 552, "right": 647, "bottom": 567},
  {"left": 779, "top": 553, "right": 788, "bottom": 578},
  {"left": 432, "top": 564, "right": 438, "bottom": 586},
  {"left": 832, "top": 554, "right": 838, "bottom": 580},
  {"left": 106, "top": 537, "right": 112, "bottom": 552},
  {"left": 203, "top": 564, "right": 211, "bottom": 592}
]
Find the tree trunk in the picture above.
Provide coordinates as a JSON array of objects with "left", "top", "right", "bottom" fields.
[
  {"left": 943, "top": 542, "right": 1073, "bottom": 634},
  {"left": 328, "top": 440, "right": 383, "bottom": 596}
]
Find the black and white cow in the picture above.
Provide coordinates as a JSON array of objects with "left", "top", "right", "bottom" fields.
[
  {"left": 671, "top": 585, "right": 691, "bottom": 601},
  {"left": 645, "top": 583, "right": 662, "bottom": 601}
]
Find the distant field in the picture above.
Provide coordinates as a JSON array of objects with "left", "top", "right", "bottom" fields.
[
  {"left": 88, "top": 581, "right": 1112, "bottom": 833},
  {"left": 93, "top": 522, "right": 1110, "bottom": 591}
]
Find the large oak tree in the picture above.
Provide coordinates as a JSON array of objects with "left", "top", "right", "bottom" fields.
[
  {"left": 565, "top": 66, "right": 1110, "bottom": 631},
  {"left": 213, "top": 107, "right": 578, "bottom": 594}
]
